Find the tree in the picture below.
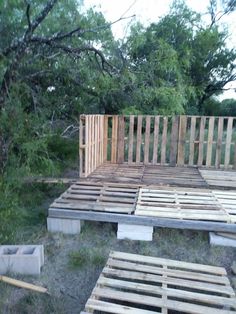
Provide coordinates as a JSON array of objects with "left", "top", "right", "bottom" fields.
[{"left": 123, "top": 0, "right": 236, "bottom": 114}]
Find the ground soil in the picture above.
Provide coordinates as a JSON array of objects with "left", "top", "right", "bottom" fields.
[{"left": 1, "top": 219, "right": 236, "bottom": 314}]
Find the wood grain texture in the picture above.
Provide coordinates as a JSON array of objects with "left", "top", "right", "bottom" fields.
[{"left": 82, "top": 251, "right": 236, "bottom": 313}]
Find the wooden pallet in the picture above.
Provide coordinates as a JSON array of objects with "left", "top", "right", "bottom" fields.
[
  {"left": 199, "top": 170, "right": 236, "bottom": 189},
  {"left": 135, "top": 188, "right": 230, "bottom": 222},
  {"left": 50, "top": 181, "right": 138, "bottom": 214},
  {"left": 213, "top": 190, "right": 236, "bottom": 223},
  {"left": 89, "top": 163, "right": 208, "bottom": 187},
  {"left": 83, "top": 251, "right": 236, "bottom": 314}
]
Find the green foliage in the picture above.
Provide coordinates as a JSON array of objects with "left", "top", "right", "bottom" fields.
[{"left": 68, "top": 247, "right": 106, "bottom": 268}]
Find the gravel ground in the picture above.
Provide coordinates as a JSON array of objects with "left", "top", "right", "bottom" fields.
[{"left": 1, "top": 220, "right": 236, "bottom": 313}]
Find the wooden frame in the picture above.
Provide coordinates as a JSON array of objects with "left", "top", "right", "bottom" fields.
[
  {"left": 80, "top": 115, "right": 236, "bottom": 177},
  {"left": 82, "top": 251, "right": 236, "bottom": 313}
]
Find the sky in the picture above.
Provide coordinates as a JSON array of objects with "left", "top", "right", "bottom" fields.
[{"left": 83, "top": 0, "right": 236, "bottom": 100}]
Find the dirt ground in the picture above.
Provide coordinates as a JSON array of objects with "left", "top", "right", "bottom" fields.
[{"left": 1, "top": 219, "right": 236, "bottom": 314}]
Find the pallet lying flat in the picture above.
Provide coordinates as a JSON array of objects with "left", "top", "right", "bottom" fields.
[
  {"left": 83, "top": 251, "right": 236, "bottom": 314},
  {"left": 136, "top": 188, "right": 230, "bottom": 222},
  {"left": 213, "top": 190, "right": 236, "bottom": 223},
  {"left": 89, "top": 163, "right": 208, "bottom": 187},
  {"left": 48, "top": 182, "right": 236, "bottom": 232},
  {"left": 200, "top": 169, "right": 236, "bottom": 188},
  {"left": 50, "top": 181, "right": 138, "bottom": 214}
]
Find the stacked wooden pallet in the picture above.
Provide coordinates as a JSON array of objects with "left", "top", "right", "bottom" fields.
[
  {"left": 213, "top": 190, "right": 236, "bottom": 223},
  {"left": 82, "top": 251, "right": 236, "bottom": 314}
]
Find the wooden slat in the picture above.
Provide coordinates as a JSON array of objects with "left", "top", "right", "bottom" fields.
[
  {"left": 79, "top": 115, "right": 84, "bottom": 177},
  {"left": 169, "top": 116, "right": 179, "bottom": 166},
  {"left": 117, "top": 116, "right": 125, "bottom": 163},
  {"left": 189, "top": 116, "right": 196, "bottom": 166},
  {"left": 215, "top": 117, "right": 223, "bottom": 168},
  {"left": 128, "top": 115, "right": 134, "bottom": 164},
  {"left": 161, "top": 117, "right": 168, "bottom": 165},
  {"left": 103, "top": 115, "right": 108, "bottom": 162},
  {"left": 152, "top": 116, "right": 160, "bottom": 164},
  {"left": 206, "top": 117, "right": 215, "bottom": 167},
  {"left": 198, "top": 116, "right": 206, "bottom": 166},
  {"left": 111, "top": 116, "right": 118, "bottom": 163},
  {"left": 177, "top": 115, "right": 187, "bottom": 166},
  {"left": 144, "top": 116, "right": 151, "bottom": 164},
  {"left": 136, "top": 115, "right": 143, "bottom": 163},
  {"left": 224, "top": 117, "right": 233, "bottom": 168}
]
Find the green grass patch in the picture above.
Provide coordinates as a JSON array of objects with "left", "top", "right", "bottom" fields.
[{"left": 68, "top": 247, "right": 106, "bottom": 269}]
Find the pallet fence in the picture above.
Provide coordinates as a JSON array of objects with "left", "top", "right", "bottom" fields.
[{"left": 80, "top": 115, "right": 236, "bottom": 177}]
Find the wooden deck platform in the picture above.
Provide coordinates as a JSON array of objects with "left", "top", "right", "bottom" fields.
[
  {"left": 82, "top": 251, "right": 236, "bottom": 314},
  {"left": 88, "top": 163, "right": 207, "bottom": 187},
  {"left": 200, "top": 169, "right": 236, "bottom": 189},
  {"left": 48, "top": 181, "right": 236, "bottom": 233}
]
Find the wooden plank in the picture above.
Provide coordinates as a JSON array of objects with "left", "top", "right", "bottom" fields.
[
  {"left": 86, "top": 299, "right": 157, "bottom": 314},
  {"left": 206, "top": 117, "right": 215, "bottom": 167},
  {"left": 198, "top": 116, "right": 206, "bottom": 166},
  {"left": 215, "top": 117, "right": 223, "bottom": 168},
  {"left": 98, "top": 277, "right": 236, "bottom": 308},
  {"left": 136, "top": 115, "right": 143, "bottom": 163},
  {"left": 92, "top": 286, "right": 234, "bottom": 314},
  {"left": 169, "top": 116, "right": 179, "bottom": 166},
  {"left": 79, "top": 115, "right": 84, "bottom": 177},
  {"left": 111, "top": 116, "right": 118, "bottom": 163},
  {"left": 117, "top": 116, "right": 125, "bottom": 163},
  {"left": 152, "top": 116, "right": 159, "bottom": 164},
  {"left": 161, "top": 117, "right": 168, "bottom": 165},
  {"left": 177, "top": 115, "right": 187, "bottom": 166},
  {"left": 0, "top": 275, "right": 48, "bottom": 294},
  {"left": 103, "top": 115, "right": 108, "bottom": 162},
  {"left": 189, "top": 116, "right": 196, "bottom": 166},
  {"left": 224, "top": 117, "right": 233, "bottom": 168},
  {"left": 85, "top": 115, "right": 89, "bottom": 176},
  {"left": 49, "top": 208, "right": 236, "bottom": 233},
  {"left": 144, "top": 116, "right": 151, "bottom": 164},
  {"left": 128, "top": 115, "right": 134, "bottom": 164}
]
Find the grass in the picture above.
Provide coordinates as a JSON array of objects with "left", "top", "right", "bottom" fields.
[{"left": 68, "top": 247, "right": 107, "bottom": 269}]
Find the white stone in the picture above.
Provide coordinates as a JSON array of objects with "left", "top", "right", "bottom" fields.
[
  {"left": 117, "top": 224, "right": 153, "bottom": 241},
  {"left": 0, "top": 245, "right": 44, "bottom": 275},
  {"left": 47, "top": 217, "right": 81, "bottom": 234},
  {"left": 209, "top": 232, "right": 236, "bottom": 248}
]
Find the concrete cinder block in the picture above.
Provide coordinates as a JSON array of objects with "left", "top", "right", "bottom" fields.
[
  {"left": 209, "top": 232, "right": 236, "bottom": 248},
  {"left": 47, "top": 217, "right": 81, "bottom": 234},
  {"left": 117, "top": 224, "right": 153, "bottom": 241},
  {"left": 0, "top": 245, "right": 44, "bottom": 275}
]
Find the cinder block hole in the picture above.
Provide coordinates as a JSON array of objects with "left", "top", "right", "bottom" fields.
[
  {"left": 22, "top": 247, "right": 35, "bottom": 255},
  {"left": 3, "top": 248, "right": 18, "bottom": 255}
]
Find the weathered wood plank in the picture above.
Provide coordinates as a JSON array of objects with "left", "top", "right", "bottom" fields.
[
  {"left": 206, "top": 117, "right": 215, "bottom": 167},
  {"left": 224, "top": 117, "right": 233, "bottom": 168},
  {"left": 152, "top": 116, "right": 160, "bottom": 164},
  {"left": 215, "top": 117, "right": 223, "bottom": 168},
  {"left": 177, "top": 115, "right": 187, "bottom": 166},
  {"left": 161, "top": 117, "right": 168, "bottom": 165},
  {"left": 170, "top": 116, "right": 179, "bottom": 166},
  {"left": 198, "top": 116, "right": 206, "bottom": 166},
  {"left": 144, "top": 116, "right": 151, "bottom": 164},
  {"left": 117, "top": 115, "right": 125, "bottom": 163},
  {"left": 189, "top": 116, "right": 196, "bottom": 166},
  {"left": 111, "top": 116, "right": 118, "bottom": 163},
  {"left": 136, "top": 115, "right": 143, "bottom": 163},
  {"left": 128, "top": 115, "right": 134, "bottom": 164}
]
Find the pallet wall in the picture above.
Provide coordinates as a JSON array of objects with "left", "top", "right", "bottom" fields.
[{"left": 80, "top": 115, "right": 236, "bottom": 176}]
